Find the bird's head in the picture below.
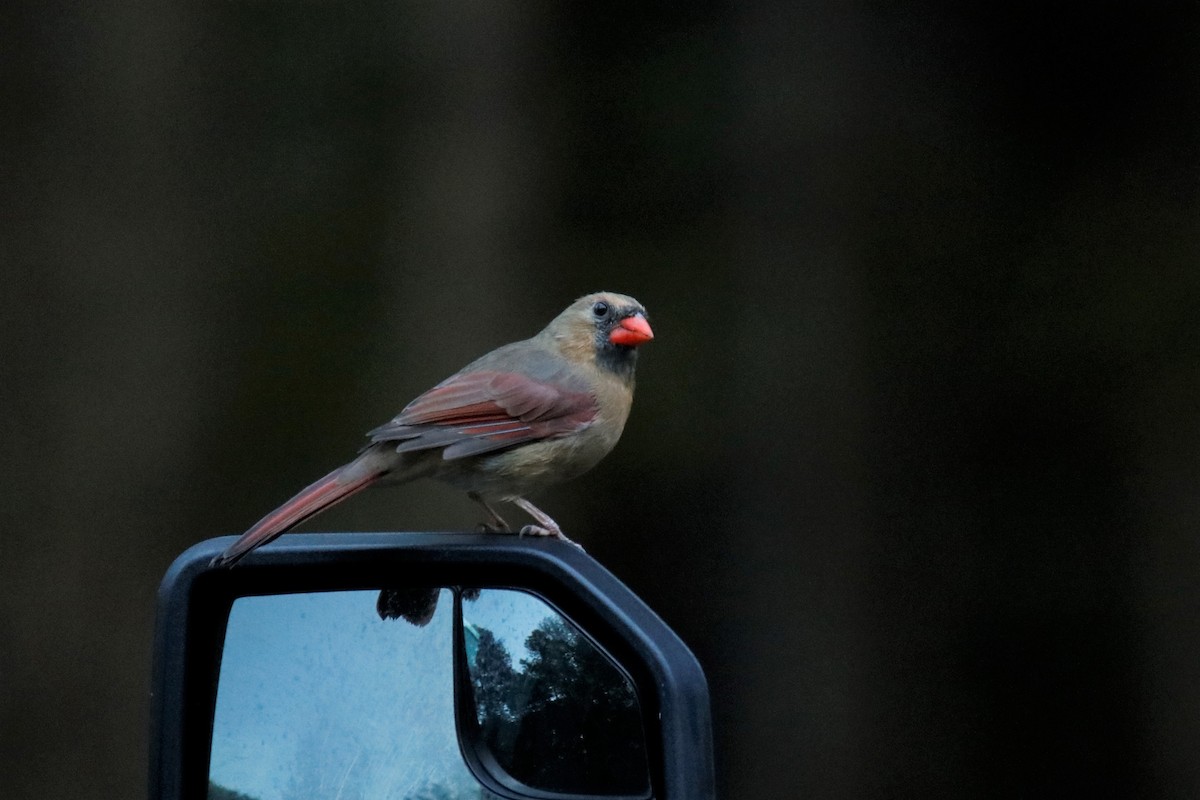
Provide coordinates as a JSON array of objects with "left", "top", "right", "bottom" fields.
[{"left": 543, "top": 292, "right": 653, "bottom": 378}]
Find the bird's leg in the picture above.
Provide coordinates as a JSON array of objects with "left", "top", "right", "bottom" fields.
[
  {"left": 468, "top": 492, "right": 511, "bottom": 533},
  {"left": 512, "top": 498, "right": 584, "bottom": 550}
]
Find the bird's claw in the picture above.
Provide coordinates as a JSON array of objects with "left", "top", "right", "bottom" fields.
[
  {"left": 519, "top": 524, "right": 585, "bottom": 551},
  {"left": 469, "top": 492, "right": 512, "bottom": 533}
]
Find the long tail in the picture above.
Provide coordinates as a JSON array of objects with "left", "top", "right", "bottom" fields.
[{"left": 212, "top": 462, "right": 386, "bottom": 567}]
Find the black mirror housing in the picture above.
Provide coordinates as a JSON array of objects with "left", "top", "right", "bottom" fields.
[{"left": 149, "top": 533, "right": 716, "bottom": 800}]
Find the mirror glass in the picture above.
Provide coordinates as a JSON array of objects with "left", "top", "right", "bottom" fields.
[
  {"left": 209, "top": 588, "right": 481, "bottom": 800},
  {"left": 461, "top": 589, "right": 651, "bottom": 797}
]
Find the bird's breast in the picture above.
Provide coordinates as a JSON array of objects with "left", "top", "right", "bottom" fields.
[{"left": 436, "top": 411, "right": 627, "bottom": 499}]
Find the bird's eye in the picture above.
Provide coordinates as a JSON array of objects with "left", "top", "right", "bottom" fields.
[{"left": 592, "top": 301, "right": 609, "bottom": 318}]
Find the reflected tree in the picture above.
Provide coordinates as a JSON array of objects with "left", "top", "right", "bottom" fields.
[
  {"left": 513, "top": 618, "right": 644, "bottom": 792},
  {"left": 471, "top": 628, "right": 520, "bottom": 726},
  {"left": 469, "top": 616, "right": 647, "bottom": 794},
  {"left": 208, "top": 782, "right": 260, "bottom": 800},
  {"left": 403, "top": 780, "right": 502, "bottom": 800},
  {"left": 403, "top": 782, "right": 457, "bottom": 800}
]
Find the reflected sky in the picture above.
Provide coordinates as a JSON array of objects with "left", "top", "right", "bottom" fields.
[
  {"left": 461, "top": 588, "right": 560, "bottom": 667},
  {"left": 210, "top": 589, "right": 476, "bottom": 800}
]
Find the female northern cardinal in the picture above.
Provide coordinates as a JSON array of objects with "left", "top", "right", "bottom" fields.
[{"left": 213, "top": 292, "right": 653, "bottom": 566}]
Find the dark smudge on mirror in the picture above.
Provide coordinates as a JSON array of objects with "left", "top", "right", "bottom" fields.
[
  {"left": 376, "top": 585, "right": 441, "bottom": 626},
  {"left": 376, "top": 586, "right": 481, "bottom": 626},
  {"left": 458, "top": 589, "right": 652, "bottom": 798}
]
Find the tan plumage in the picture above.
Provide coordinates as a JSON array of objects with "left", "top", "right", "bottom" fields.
[{"left": 213, "top": 292, "right": 653, "bottom": 566}]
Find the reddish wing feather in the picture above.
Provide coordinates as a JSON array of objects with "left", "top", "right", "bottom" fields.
[
  {"left": 368, "top": 369, "right": 596, "bottom": 458},
  {"left": 396, "top": 370, "right": 591, "bottom": 427}
]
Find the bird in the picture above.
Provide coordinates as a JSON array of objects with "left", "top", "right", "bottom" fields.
[{"left": 212, "top": 291, "right": 653, "bottom": 567}]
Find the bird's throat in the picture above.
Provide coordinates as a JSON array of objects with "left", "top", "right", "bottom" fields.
[{"left": 595, "top": 344, "right": 638, "bottom": 383}]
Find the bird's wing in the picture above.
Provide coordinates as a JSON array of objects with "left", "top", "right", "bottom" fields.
[{"left": 367, "top": 369, "right": 597, "bottom": 459}]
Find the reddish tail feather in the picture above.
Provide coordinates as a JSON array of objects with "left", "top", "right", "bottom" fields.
[{"left": 212, "top": 466, "right": 382, "bottom": 567}]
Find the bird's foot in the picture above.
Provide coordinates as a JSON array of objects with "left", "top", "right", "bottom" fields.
[
  {"left": 469, "top": 492, "right": 511, "bottom": 533},
  {"left": 519, "top": 524, "right": 585, "bottom": 551},
  {"left": 511, "top": 497, "right": 584, "bottom": 550}
]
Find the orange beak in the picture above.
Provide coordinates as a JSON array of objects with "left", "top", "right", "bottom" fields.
[{"left": 609, "top": 313, "right": 654, "bottom": 347}]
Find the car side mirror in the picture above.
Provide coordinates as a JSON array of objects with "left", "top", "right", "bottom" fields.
[{"left": 149, "top": 533, "right": 715, "bottom": 800}]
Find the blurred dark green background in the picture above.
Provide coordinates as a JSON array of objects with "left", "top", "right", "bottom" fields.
[{"left": 3, "top": 2, "right": 1199, "bottom": 798}]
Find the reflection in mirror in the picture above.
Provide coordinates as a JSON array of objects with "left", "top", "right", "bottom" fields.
[
  {"left": 209, "top": 589, "right": 485, "bottom": 800},
  {"left": 461, "top": 590, "right": 651, "bottom": 797}
]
